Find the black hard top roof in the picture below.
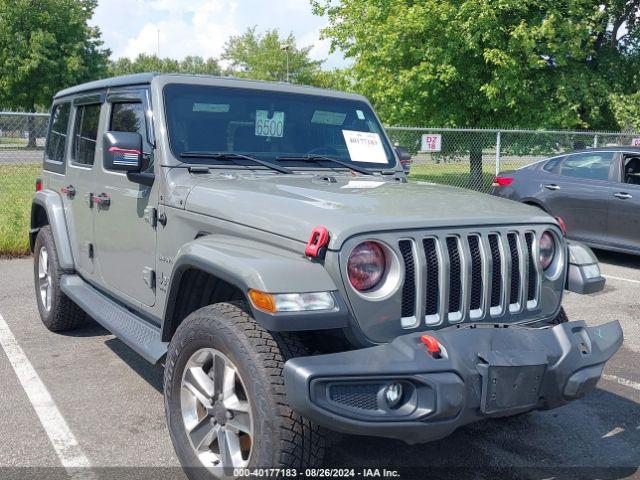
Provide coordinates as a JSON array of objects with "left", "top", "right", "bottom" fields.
[
  {"left": 52, "top": 73, "right": 365, "bottom": 102},
  {"left": 54, "top": 73, "right": 157, "bottom": 99}
]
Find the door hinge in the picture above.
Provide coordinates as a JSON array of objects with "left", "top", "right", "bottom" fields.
[
  {"left": 144, "top": 206, "right": 157, "bottom": 227},
  {"left": 142, "top": 267, "right": 156, "bottom": 288}
]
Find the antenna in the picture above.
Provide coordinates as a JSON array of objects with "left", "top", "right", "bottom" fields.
[{"left": 280, "top": 44, "right": 292, "bottom": 83}]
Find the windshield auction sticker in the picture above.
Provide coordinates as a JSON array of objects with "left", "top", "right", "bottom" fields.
[
  {"left": 255, "top": 110, "right": 284, "bottom": 137},
  {"left": 342, "top": 130, "right": 388, "bottom": 164}
]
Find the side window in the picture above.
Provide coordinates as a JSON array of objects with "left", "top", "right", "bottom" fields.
[
  {"left": 558, "top": 152, "right": 614, "bottom": 181},
  {"left": 46, "top": 103, "right": 71, "bottom": 163},
  {"left": 542, "top": 156, "right": 564, "bottom": 173},
  {"left": 623, "top": 156, "right": 640, "bottom": 185},
  {"left": 109, "top": 101, "right": 153, "bottom": 173},
  {"left": 71, "top": 104, "right": 101, "bottom": 166},
  {"left": 110, "top": 102, "right": 145, "bottom": 136}
]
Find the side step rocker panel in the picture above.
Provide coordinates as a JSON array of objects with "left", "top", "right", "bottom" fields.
[{"left": 60, "top": 275, "right": 167, "bottom": 364}]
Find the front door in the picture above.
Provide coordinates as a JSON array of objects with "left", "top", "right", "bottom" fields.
[
  {"left": 606, "top": 153, "right": 640, "bottom": 252},
  {"left": 540, "top": 151, "right": 617, "bottom": 245},
  {"left": 93, "top": 90, "right": 157, "bottom": 307}
]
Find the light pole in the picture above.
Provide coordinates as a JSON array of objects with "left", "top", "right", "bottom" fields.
[{"left": 280, "top": 44, "right": 292, "bottom": 83}]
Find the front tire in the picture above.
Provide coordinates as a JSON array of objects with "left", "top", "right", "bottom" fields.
[
  {"left": 33, "top": 226, "right": 86, "bottom": 332},
  {"left": 164, "top": 302, "right": 325, "bottom": 479}
]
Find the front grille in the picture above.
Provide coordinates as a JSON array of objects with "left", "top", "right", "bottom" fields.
[
  {"left": 488, "top": 234, "right": 502, "bottom": 308},
  {"left": 399, "top": 240, "right": 415, "bottom": 319},
  {"left": 468, "top": 235, "right": 482, "bottom": 311},
  {"left": 446, "top": 237, "right": 462, "bottom": 313},
  {"left": 398, "top": 230, "right": 540, "bottom": 327},
  {"left": 508, "top": 233, "right": 520, "bottom": 305},
  {"left": 423, "top": 238, "right": 439, "bottom": 316},
  {"left": 525, "top": 232, "right": 537, "bottom": 302}
]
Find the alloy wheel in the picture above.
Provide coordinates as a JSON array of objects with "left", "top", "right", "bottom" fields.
[
  {"left": 180, "top": 347, "right": 253, "bottom": 471},
  {"left": 38, "top": 246, "right": 52, "bottom": 312}
]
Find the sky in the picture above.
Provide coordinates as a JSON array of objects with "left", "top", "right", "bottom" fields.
[{"left": 90, "top": 0, "right": 348, "bottom": 69}]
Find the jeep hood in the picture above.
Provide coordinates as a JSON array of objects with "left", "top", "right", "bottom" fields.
[{"left": 185, "top": 174, "right": 555, "bottom": 249}]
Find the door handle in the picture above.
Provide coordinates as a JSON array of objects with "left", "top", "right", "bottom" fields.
[
  {"left": 60, "top": 184, "right": 76, "bottom": 198},
  {"left": 91, "top": 192, "right": 111, "bottom": 208},
  {"left": 614, "top": 192, "right": 633, "bottom": 200},
  {"left": 543, "top": 184, "right": 560, "bottom": 191}
]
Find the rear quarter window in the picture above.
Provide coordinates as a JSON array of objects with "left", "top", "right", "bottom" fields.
[
  {"left": 542, "top": 156, "right": 564, "bottom": 174},
  {"left": 45, "top": 103, "right": 71, "bottom": 168},
  {"left": 71, "top": 104, "right": 101, "bottom": 166}
]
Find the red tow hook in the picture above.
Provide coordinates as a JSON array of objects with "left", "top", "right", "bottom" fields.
[
  {"left": 305, "top": 226, "right": 330, "bottom": 258},
  {"left": 420, "top": 335, "right": 442, "bottom": 358}
]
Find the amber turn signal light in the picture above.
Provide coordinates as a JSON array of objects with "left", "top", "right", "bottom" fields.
[{"left": 248, "top": 289, "right": 277, "bottom": 313}]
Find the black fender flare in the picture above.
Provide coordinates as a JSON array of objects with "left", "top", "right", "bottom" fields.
[
  {"left": 31, "top": 190, "right": 74, "bottom": 269},
  {"left": 162, "top": 235, "right": 349, "bottom": 337}
]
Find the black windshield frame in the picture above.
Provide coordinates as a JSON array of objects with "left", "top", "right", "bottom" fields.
[{"left": 162, "top": 84, "right": 397, "bottom": 170}]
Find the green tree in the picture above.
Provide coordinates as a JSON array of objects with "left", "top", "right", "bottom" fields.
[
  {"left": 314, "top": 0, "right": 640, "bottom": 128},
  {"left": 109, "top": 54, "right": 221, "bottom": 77},
  {"left": 0, "top": 0, "right": 109, "bottom": 145},
  {"left": 314, "top": 0, "right": 640, "bottom": 180},
  {"left": 222, "top": 27, "right": 324, "bottom": 85},
  {"left": 610, "top": 92, "right": 640, "bottom": 132}
]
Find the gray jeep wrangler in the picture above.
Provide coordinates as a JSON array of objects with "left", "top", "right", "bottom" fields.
[{"left": 31, "top": 73, "right": 622, "bottom": 477}]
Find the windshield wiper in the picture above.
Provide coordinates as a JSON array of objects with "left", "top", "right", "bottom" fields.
[
  {"left": 276, "top": 155, "right": 373, "bottom": 176},
  {"left": 179, "top": 151, "right": 293, "bottom": 174}
]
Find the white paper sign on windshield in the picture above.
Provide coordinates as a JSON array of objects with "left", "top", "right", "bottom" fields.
[
  {"left": 255, "top": 110, "right": 284, "bottom": 137},
  {"left": 342, "top": 130, "right": 388, "bottom": 164}
]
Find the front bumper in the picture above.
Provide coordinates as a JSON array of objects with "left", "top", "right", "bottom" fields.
[{"left": 284, "top": 320, "right": 623, "bottom": 444}]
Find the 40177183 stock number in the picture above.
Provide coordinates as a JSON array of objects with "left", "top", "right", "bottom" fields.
[{"left": 234, "top": 469, "right": 360, "bottom": 477}]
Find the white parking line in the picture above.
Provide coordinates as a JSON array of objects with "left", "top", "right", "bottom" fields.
[
  {"left": 0, "top": 312, "right": 92, "bottom": 470},
  {"left": 602, "top": 374, "right": 640, "bottom": 392},
  {"left": 602, "top": 274, "right": 640, "bottom": 285}
]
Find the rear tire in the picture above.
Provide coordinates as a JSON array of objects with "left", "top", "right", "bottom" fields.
[
  {"left": 33, "top": 226, "right": 86, "bottom": 332},
  {"left": 164, "top": 301, "right": 325, "bottom": 479}
]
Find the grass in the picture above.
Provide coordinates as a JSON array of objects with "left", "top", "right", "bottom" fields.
[
  {"left": 408, "top": 161, "right": 496, "bottom": 192},
  {"left": 0, "top": 136, "right": 28, "bottom": 147},
  {"left": 0, "top": 160, "right": 497, "bottom": 257},
  {"left": 0, "top": 163, "right": 41, "bottom": 257}
]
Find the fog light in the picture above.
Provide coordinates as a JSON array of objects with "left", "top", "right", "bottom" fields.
[{"left": 384, "top": 383, "right": 403, "bottom": 409}]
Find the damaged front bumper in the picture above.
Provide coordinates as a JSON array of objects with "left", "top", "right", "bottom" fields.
[{"left": 283, "top": 320, "right": 623, "bottom": 444}]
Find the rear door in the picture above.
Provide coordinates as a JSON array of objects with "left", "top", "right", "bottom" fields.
[
  {"left": 62, "top": 95, "right": 104, "bottom": 277},
  {"left": 93, "top": 89, "right": 157, "bottom": 307},
  {"left": 539, "top": 151, "right": 617, "bottom": 244},
  {"left": 605, "top": 153, "right": 640, "bottom": 252}
]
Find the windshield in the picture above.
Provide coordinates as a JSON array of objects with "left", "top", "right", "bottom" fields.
[{"left": 163, "top": 84, "right": 396, "bottom": 170}]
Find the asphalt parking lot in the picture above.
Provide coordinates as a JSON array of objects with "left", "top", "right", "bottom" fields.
[{"left": 0, "top": 251, "right": 639, "bottom": 480}]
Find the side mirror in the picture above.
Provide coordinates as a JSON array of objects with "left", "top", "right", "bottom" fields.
[
  {"left": 394, "top": 146, "right": 412, "bottom": 172},
  {"left": 565, "top": 241, "right": 605, "bottom": 294},
  {"left": 103, "top": 131, "right": 143, "bottom": 172},
  {"left": 394, "top": 146, "right": 412, "bottom": 161}
]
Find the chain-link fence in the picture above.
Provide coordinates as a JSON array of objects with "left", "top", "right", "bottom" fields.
[
  {"left": 386, "top": 126, "right": 640, "bottom": 192},
  {"left": 0, "top": 112, "right": 49, "bottom": 256},
  {"left": 1, "top": 111, "right": 639, "bottom": 255}
]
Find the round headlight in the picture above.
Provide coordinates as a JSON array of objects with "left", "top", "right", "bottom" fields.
[
  {"left": 539, "top": 231, "right": 556, "bottom": 270},
  {"left": 347, "top": 241, "right": 386, "bottom": 292}
]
